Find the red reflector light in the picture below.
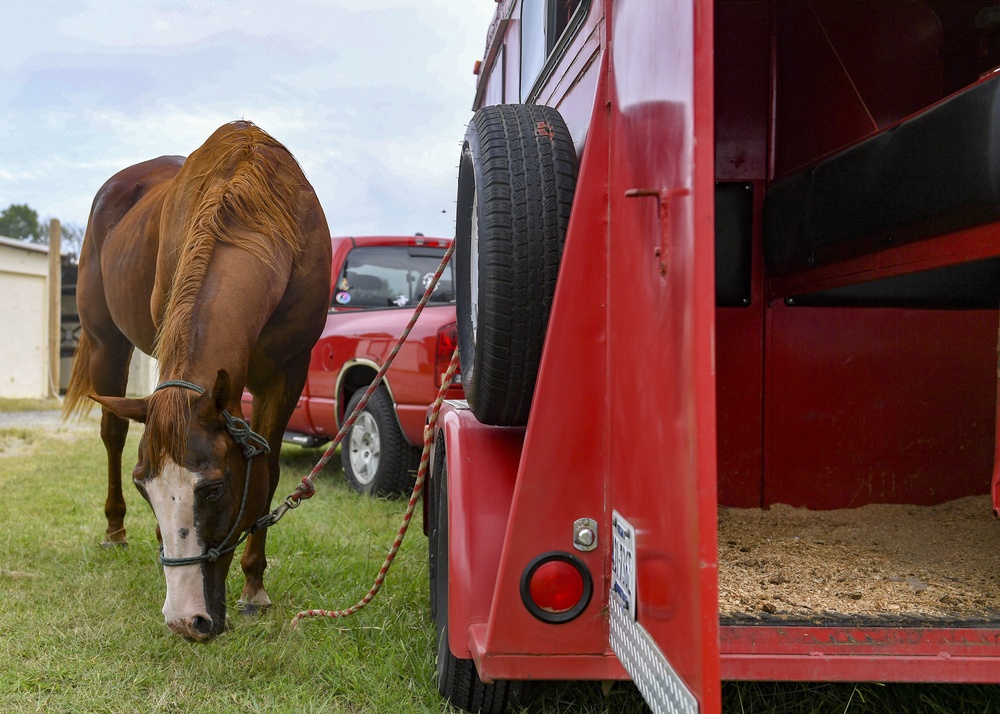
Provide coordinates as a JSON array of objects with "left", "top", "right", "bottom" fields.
[
  {"left": 436, "top": 322, "right": 461, "bottom": 387},
  {"left": 529, "top": 561, "right": 584, "bottom": 613},
  {"left": 520, "top": 552, "right": 593, "bottom": 624}
]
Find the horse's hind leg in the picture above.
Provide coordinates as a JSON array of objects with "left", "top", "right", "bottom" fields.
[
  {"left": 100, "top": 407, "right": 131, "bottom": 546},
  {"left": 90, "top": 336, "right": 135, "bottom": 547}
]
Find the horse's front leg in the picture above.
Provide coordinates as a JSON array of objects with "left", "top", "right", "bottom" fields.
[
  {"left": 238, "top": 529, "right": 272, "bottom": 615},
  {"left": 237, "top": 364, "right": 307, "bottom": 615},
  {"left": 236, "top": 442, "right": 284, "bottom": 615}
]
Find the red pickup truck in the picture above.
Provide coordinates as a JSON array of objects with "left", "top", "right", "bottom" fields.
[{"left": 245, "top": 234, "right": 462, "bottom": 496}]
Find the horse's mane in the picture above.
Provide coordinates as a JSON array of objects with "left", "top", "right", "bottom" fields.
[
  {"left": 148, "top": 122, "right": 306, "bottom": 463},
  {"left": 146, "top": 387, "right": 197, "bottom": 468},
  {"left": 155, "top": 122, "right": 304, "bottom": 373}
]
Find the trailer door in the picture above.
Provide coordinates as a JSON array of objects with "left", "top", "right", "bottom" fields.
[{"left": 606, "top": 1, "right": 720, "bottom": 712}]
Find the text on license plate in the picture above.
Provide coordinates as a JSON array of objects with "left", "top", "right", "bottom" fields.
[{"left": 611, "top": 510, "right": 637, "bottom": 620}]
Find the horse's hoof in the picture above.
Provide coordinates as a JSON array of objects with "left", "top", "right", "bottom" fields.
[
  {"left": 237, "top": 587, "right": 272, "bottom": 617},
  {"left": 238, "top": 601, "right": 260, "bottom": 617},
  {"left": 100, "top": 539, "right": 128, "bottom": 549}
]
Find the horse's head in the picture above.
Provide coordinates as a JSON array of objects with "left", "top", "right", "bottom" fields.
[{"left": 92, "top": 370, "right": 270, "bottom": 643}]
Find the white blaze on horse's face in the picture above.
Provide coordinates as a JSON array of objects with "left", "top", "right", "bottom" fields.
[{"left": 144, "top": 458, "right": 213, "bottom": 641}]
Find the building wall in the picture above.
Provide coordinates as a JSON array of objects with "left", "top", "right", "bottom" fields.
[
  {"left": 0, "top": 236, "right": 49, "bottom": 398},
  {"left": 127, "top": 351, "right": 159, "bottom": 397}
]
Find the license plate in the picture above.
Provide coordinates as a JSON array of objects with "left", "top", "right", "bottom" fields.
[{"left": 611, "top": 510, "right": 637, "bottom": 620}]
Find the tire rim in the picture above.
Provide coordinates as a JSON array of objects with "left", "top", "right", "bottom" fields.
[
  {"left": 470, "top": 188, "right": 480, "bottom": 346},
  {"left": 348, "top": 411, "right": 380, "bottom": 485}
]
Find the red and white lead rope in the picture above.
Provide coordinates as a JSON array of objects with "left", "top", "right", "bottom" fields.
[
  {"left": 280, "top": 240, "right": 455, "bottom": 509},
  {"left": 291, "top": 348, "right": 460, "bottom": 627},
  {"left": 262, "top": 240, "right": 456, "bottom": 627}
]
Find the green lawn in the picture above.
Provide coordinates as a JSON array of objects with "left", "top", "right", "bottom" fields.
[
  {"left": 1, "top": 416, "right": 998, "bottom": 712},
  {"left": 0, "top": 418, "right": 651, "bottom": 713},
  {"left": 0, "top": 397, "right": 63, "bottom": 412}
]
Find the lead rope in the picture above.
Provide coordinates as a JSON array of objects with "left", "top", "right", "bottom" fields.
[
  {"left": 257, "top": 239, "right": 456, "bottom": 534},
  {"left": 241, "top": 241, "right": 456, "bottom": 626},
  {"left": 291, "top": 347, "right": 459, "bottom": 627}
]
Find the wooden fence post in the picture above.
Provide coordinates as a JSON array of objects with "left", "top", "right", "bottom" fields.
[{"left": 48, "top": 218, "right": 61, "bottom": 397}]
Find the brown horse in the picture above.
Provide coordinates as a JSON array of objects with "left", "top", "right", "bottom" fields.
[{"left": 63, "top": 121, "right": 332, "bottom": 642}]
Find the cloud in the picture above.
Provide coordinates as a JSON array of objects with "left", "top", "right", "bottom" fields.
[{"left": 0, "top": 1, "right": 495, "bottom": 238}]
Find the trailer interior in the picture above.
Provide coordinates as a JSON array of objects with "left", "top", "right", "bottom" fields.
[{"left": 714, "top": 0, "right": 1000, "bottom": 678}]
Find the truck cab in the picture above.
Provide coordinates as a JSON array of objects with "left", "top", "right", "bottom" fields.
[{"left": 246, "top": 234, "right": 462, "bottom": 496}]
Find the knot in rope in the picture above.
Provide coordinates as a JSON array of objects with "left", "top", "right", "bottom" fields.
[
  {"left": 293, "top": 479, "right": 315, "bottom": 501},
  {"left": 223, "top": 413, "right": 270, "bottom": 458},
  {"left": 155, "top": 379, "right": 270, "bottom": 458},
  {"left": 158, "top": 543, "right": 223, "bottom": 565}
]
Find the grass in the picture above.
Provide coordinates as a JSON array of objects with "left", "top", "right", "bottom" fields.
[
  {"left": 0, "top": 396, "right": 62, "bottom": 412},
  {"left": 0, "top": 427, "right": 38, "bottom": 454},
  {"left": 0, "top": 418, "right": 648, "bottom": 713},
  {"left": 0, "top": 416, "right": 999, "bottom": 712}
]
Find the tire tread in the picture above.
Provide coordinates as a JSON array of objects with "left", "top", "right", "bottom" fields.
[{"left": 456, "top": 104, "right": 578, "bottom": 426}]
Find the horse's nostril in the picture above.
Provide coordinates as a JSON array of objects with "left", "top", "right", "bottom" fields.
[{"left": 192, "top": 615, "right": 213, "bottom": 636}]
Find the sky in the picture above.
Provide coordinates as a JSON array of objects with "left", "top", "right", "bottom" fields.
[{"left": 0, "top": 0, "right": 497, "bottom": 241}]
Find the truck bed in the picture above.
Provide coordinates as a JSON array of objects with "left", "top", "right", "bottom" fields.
[{"left": 718, "top": 496, "right": 1000, "bottom": 626}]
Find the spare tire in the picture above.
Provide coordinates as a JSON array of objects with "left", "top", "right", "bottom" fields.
[{"left": 455, "top": 104, "right": 578, "bottom": 426}]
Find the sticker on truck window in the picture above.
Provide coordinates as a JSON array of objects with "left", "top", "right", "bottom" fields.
[{"left": 611, "top": 510, "right": 637, "bottom": 620}]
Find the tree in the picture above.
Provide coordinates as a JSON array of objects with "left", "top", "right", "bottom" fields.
[
  {"left": 0, "top": 203, "right": 86, "bottom": 261},
  {"left": 60, "top": 222, "right": 85, "bottom": 262},
  {"left": 0, "top": 203, "right": 43, "bottom": 243}
]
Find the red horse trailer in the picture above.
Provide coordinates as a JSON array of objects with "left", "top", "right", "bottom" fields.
[{"left": 426, "top": 1, "right": 1000, "bottom": 711}]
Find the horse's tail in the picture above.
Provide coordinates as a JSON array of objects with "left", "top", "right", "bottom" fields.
[{"left": 62, "top": 332, "right": 94, "bottom": 420}]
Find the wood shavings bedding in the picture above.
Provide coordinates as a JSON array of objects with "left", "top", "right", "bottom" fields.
[{"left": 718, "top": 495, "right": 1000, "bottom": 622}]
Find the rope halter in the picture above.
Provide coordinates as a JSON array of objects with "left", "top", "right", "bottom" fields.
[{"left": 153, "top": 379, "right": 270, "bottom": 567}]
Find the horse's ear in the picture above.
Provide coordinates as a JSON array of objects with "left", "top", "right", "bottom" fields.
[
  {"left": 195, "top": 370, "right": 231, "bottom": 425},
  {"left": 90, "top": 394, "right": 149, "bottom": 423},
  {"left": 209, "top": 369, "right": 231, "bottom": 413}
]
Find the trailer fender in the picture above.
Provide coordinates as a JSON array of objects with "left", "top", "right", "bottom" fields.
[{"left": 435, "top": 403, "right": 525, "bottom": 659}]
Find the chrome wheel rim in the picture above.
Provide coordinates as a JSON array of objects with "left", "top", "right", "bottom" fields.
[{"left": 348, "top": 411, "right": 380, "bottom": 485}]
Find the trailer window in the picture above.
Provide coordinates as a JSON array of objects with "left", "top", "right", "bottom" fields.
[
  {"left": 487, "top": 44, "right": 507, "bottom": 105},
  {"left": 333, "top": 246, "right": 455, "bottom": 310},
  {"left": 519, "top": 0, "right": 587, "bottom": 101}
]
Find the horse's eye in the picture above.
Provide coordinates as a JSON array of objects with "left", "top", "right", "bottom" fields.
[{"left": 203, "top": 483, "right": 225, "bottom": 501}]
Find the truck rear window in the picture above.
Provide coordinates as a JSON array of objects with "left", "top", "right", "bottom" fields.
[{"left": 333, "top": 246, "right": 455, "bottom": 309}]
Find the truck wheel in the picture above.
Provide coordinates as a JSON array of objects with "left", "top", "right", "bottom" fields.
[
  {"left": 455, "top": 104, "right": 578, "bottom": 426},
  {"left": 429, "top": 434, "right": 531, "bottom": 713},
  {"left": 341, "top": 386, "right": 414, "bottom": 497}
]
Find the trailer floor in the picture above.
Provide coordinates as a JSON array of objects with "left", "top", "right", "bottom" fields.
[{"left": 718, "top": 495, "right": 1000, "bottom": 625}]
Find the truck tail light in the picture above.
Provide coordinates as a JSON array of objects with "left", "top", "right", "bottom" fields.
[
  {"left": 436, "top": 322, "right": 461, "bottom": 387},
  {"left": 520, "top": 552, "right": 593, "bottom": 624}
]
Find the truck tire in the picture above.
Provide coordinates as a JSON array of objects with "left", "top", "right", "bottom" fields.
[
  {"left": 455, "top": 104, "right": 578, "bottom": 427},
  {"left": 341, "top": 386, "right": 415, "bottom": 497},
  {"left": 429, "top": 434, "right": 531, "bottom": 713}
]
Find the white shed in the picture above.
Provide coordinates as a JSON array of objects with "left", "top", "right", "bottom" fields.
[{"left": 0, "top": 235, "right": 50, "bottom": 398}]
